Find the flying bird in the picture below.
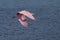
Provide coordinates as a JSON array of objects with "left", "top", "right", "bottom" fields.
[{"left": 16, "top": 10, "right": 35, "bottom": 27}]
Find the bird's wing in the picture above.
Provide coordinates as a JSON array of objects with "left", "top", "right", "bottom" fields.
[
  {"left": 18, "top": 19, "right": 29, "bottom": 27},
  {"left": 19, "top": 10, "right": 35, "bottom": 20}
]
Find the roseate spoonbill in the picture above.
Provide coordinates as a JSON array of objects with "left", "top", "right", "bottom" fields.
[{"left": 16, "top": 10, "right": 35, "bottom": 27}]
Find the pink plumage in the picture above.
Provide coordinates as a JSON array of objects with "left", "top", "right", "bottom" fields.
[{"left": 16, "top": 10, "right": 35, "bottom": 27}]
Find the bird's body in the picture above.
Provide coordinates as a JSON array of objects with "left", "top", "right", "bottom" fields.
[{"left": 16, "top": 10, "right": 35, "bottom": 27}]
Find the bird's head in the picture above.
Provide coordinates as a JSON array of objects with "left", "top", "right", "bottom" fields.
[
  {"left": 16, "top": 13, "right": 20, "bottom": 15},
  {"left": 16, "top": 13, "right": 23, "bottom": 16}
]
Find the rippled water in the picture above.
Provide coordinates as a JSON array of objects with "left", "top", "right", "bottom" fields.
[{"left": 0, "top": 0, "right": 60, "bottom": 40}]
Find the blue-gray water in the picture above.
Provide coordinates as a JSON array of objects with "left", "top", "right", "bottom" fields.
[{"left": 0, "top": 0, "right": 60, "bottom": 40}]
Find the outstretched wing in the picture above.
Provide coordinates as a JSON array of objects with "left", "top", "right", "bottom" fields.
[
  {"left": 19, "top": 10, "right": 35, "bottom": 20},
  {"left": 18, "top": 19, "right": 29, "bottom": 27}
]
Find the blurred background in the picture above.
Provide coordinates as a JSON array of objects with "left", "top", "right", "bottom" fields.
[{"left": 0, "top": 0, "right": 60, "bottom": 40}]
